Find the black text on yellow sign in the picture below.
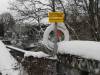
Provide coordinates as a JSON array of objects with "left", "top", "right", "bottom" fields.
[{"left": 48, "top": 12, "right": 64, "bottom": 23}]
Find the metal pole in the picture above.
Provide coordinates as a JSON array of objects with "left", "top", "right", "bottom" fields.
[
  {"left": 54, "top": 23, "right": 58, "bottom": 56},
  {"left": 52, "top": 0, "right": 58, "bottom": 56}
]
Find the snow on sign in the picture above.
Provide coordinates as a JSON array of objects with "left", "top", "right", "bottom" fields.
[{"left": 48, "top": 12, "right": 64, "bottom": 23}]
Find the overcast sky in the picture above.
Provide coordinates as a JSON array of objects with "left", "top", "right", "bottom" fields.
[{"left": 0, "top": 0, "right": 10, "bottom": 14}]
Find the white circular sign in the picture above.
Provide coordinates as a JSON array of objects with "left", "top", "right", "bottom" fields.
[{"left": 43, "top": 23, "right": 69, "bottom": 50}]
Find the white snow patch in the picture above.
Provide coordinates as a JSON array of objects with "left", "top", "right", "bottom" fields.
[
  {"left": 7, "top": 45, "right": 50, "bottom": 58},
  {"left": 0, "top": 40, "right": 22, "bottom": 75},
  {"left": 40, "top": 17, "right": 50, "bottom": 24},
  {"left": 58, "top": 41, "right": 100, "bottom": 61},
  {"left": 29, "top": 43, "right": 35, "bottom": 47},
  {"left": 24, "top": 51, "right": 49, "bottom": 58},
  {"left": 7, "top": 45, "right": 26, "bottom": 53}
]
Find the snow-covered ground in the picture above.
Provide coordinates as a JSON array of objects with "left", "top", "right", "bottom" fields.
[
  {"left": 0, "top": 40, "right": 23, "bottom": 75},
  {"left": 58, "top": 40, "right": 100, "bottom": 61}
]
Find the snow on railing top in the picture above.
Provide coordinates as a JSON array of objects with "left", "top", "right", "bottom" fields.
[
  {"left": 24, "top": 51, "right": 49, "bottom": 58},
  {"left": 7, "top": 45, "right": 27, "bottom": 53},
  {"left": 58, "top": 41, "right": 100, "bottom": 61},
  {"left": 7, "top": 45, "right": 49, "bottom": 58}
]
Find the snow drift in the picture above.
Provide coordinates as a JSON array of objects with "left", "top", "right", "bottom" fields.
[{"left": 0, "top": 40, "right": 22, "bottom": 75}]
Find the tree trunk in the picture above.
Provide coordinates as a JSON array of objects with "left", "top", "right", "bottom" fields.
[{"left": 88, "top": 0, "right": 100, "bottom": 41}]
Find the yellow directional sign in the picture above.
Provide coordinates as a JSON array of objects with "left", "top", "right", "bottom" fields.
[{"left": 48, "top": 12, "right": 64, "bottom": 23}]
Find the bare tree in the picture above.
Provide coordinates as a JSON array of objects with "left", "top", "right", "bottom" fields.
[
  {"left": 9, "top": 0, "right": 52, "bottom": 40},
  {"left": 0, "top": 12, "right": 15, "bottom": 37},
  {"left": 63, "top": 0, "right": 100, "bottom": 41},
  {"left": 9, "top": 0, "right": 51, "bottom": 23},
  {"left": 9, "top": 0, "right": 100, "bottom": 41}
]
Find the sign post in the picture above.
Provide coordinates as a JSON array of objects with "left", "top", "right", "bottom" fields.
[{"left": 48, "top": 0, "right": 64, "bottom": 56}]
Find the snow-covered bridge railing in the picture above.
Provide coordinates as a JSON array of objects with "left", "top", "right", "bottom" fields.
[
  {"left": 5, "top": 41, "right": 100, "bottom": 75},
  {"left": 6, "top": 45, "right": 57, "bottom": 75}
]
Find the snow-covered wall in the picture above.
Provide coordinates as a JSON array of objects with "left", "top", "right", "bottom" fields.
[{"left": 58, "top": 41, "right": 100, "bottom": 61}]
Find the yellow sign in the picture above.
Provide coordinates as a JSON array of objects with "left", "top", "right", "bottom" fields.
[{"left": 48, "top": 12, "right": 64, "bottom": 23}]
